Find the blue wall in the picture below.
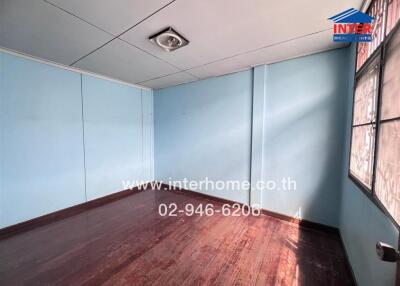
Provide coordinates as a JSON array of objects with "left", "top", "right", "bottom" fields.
[
  {"left": 0, "top": 52, "right": 86, "bottom": 227},
  {"left": 155, "top": 49, "right": 350, "bottom": 227},
  {"left": 82, "top": 75, "right": 143, "bottom": 200},
  {"left": 154, "top": 71, "right": 253, "bottom": 204},
  {"left": 2, "top": 46, "right": 399, "bottom": 285},
  {"left": 259, "top": 48, "right": 351, "bottom": 227},
  {"left": 142, "top": 89, "right": 154, "bottom": 183},
  {"left": 154, "top": 47, "right": 399, "bottom": 284},
  {"left": 339, "top": 45, "right": 399, "bottom": 286},
  {"left": 0, "top": 51, "right": 154, "bottom": 228}
]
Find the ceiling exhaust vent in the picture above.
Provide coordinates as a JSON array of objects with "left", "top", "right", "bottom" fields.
[{"left": 148, "top": 27, "right": 189, "bottom": 52}]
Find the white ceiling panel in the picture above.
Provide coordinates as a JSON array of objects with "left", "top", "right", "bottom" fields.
[
  {"left": 237, "top": 30, "right": 346, "bottom": 68},
  {"left": 187, "top": 30, "right": 345, "bottom": 80},
  {"left": 188, "top": 57, "right": 251, "bottom": 79},
  {"left": 73, "top": 38, "right": 179, "bottom": 83},
  {"left": 0, "top": 0, "right": 363, "bottom": 89},
  {"left": 140, "top": 71, "right": 198, "bottom": 89},
  {"left": 120, "top": 0, "right": 362, "bottom": 70},
  {"left": 0, "top": 0, "right": 112, "bottom": 66},
  {"left": 46, "top": 0, "right": 173, "bottom": 36}
]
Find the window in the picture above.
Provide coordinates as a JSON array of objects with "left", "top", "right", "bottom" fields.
[
  {"left": 350, "top": 58, "right": 379, "bottom": 188},
  {"left": 387, "top": 0, "right": 400, "bottom": 33},
  {"left": 350, "top": 0, "right": 400, "bottom": 226},
  {"left": 356, "top": 0, "right": 386, "bottom": 70},
  {"left": 375, "top": 28, "right": 400, "bottom": 223}
]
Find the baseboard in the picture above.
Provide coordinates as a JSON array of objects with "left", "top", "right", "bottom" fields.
[
  {"left": 0, "top": 180, "right": 355, "bottom": 284},
  {"left": 159, "top": 183, "right": 339, "bottom": 235},
  {"left": 0, "top": 181, "right": 356, "bottom": 285},
  {"left": 161, "top": 183, "right": 358, "bottom": 283},
  {"left": 0, "top": 181, "right": 338, "bottom": 238},
  {"left": 260, "top": 209, "right": 339, "bottom": 234},
  {"left": 0, "top": 184, "right": 150, "bottom": 239}
]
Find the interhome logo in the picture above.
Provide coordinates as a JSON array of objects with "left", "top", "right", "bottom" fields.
[{"left": 328, "top": 8, "right": 374, "bottom": 42}]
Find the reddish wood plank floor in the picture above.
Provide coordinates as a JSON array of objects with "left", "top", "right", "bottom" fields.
[{"left": 0, "top": 189, "right": 354, "bottom": 285}]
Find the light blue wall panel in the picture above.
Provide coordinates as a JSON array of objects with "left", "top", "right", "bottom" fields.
[
  {"left": 142, "top": 89, "right": 154, "bottom": 182},
  {"left": 82, "top": 75, "right": 143, "bottom": 200},
  {"left": 339, "top": 44, "right": 399, "bottom": 286},
  {"left": 0, "top": 52, "right": 4, "bottom": 227},
  {"left": 154, "top": 71, "right": 253, "bottom": 204},
  {"left": 0, "top": 52, "right": 86, "bottom": 227},
  {"left": 261, "top": 48, "right": 350, "bottom": 227},
  {"left": 250, "top": 65, "right": 267, "bottom": 207}
]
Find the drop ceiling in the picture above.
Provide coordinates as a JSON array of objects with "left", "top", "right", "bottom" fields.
[{"left": 0, "top": 0, "right": 363, "bottom": 89}]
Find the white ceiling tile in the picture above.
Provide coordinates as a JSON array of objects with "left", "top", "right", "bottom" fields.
[
  {"left": 0, "top": 0, "right": 112, "bottom": 65},
  {"left": 120, "top": 0, "right": 362, "bottom": 70},
  {"left": 46, "top": 0, "right": 173, "bottom": 36},
  {"left": 73, "top": 38, "right": 179, "bottom": 83},
  {"left": 237, "top": 30, "right": 346, "bottom": 67},
  {"left": 1, "top": 0, "right": 363, "bottom": 88},
  {"left": 188, "top": 57, "right": 251, "bottom": 79},
  {"left": 140, "top": 72, "right": 197, "bottom": 89},
  {"left": 187, "top": 30, "right": 346, "bottom": 81}
]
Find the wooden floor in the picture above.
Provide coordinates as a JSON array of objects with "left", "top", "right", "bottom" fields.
[{"left": 0, "top": 189, "right": 354, "bottom": 286}]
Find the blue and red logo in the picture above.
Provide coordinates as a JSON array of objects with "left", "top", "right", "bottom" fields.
[{"left": 328, "top": 8, "right": 374, "bottom": 42}]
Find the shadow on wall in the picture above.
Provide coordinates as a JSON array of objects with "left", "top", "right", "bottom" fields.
[
  {"left": 261, "top": 48, "right": 350, "bottom": 227},
  {"left": 256, "top": 48, "right": 357, "bottom": 284},
  {"left": 155, "top": 48, "right": 351, "bottom": 228}
]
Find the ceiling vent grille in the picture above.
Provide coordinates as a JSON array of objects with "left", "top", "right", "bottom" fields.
[{"left": 148, "top": 27, "right": 189, "bottom": 52}]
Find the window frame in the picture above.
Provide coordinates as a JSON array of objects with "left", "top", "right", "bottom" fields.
[
  {"left": 349, "top": 51, "right": 381, "bottom": 193},
  {"left": 349, "top": 0, "right": 400, "bottom": 228}
]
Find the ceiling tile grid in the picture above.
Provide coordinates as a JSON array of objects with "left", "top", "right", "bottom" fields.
[
  {"left": 73, "top": 38, "right": 179, "bottom": 84},
  {"left": 0, "top": 0, "right": 363, "bottom": 89},
  {"left": 0, "top": 0, "right": 112, "bottom": 66},
  {"left": 46, "top": 0, "right": 174, "bottom": 36},
  {"left": 119, "top": 0, "right": 361, "bottom": 70},
  {"left": 139, "top": 71, "right": 198, "bottom": 89},
  {"left": 233, "top": 30, "right": 346, "bottom": 68},
  {"left": 188, "top": 57, "right": 252, "bottom": 79}
]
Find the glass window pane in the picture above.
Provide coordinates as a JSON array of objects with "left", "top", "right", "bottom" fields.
[
  {"left": 357, "top": 43, "right": 370, "bottom": 71},
  {"left": 350, "top": 125, "right": 376, "bottom": 188},
  {"left": 375, "top": 120, "right": 400, "bottom": 224},
  {"left": 356, "top": 0, "right": 386, "bottom": 70},
  {"left": 353, "top": 58, "right": 379, "bottom": 125},
  {"left": 381, "top": 27, "right": 400, "bottom": 120},
  {"left": 370, "top": 0, "right": 386, "bottom": 51},
  {"left": 387, "top": 0, "right": 400, "bottom": 34}
]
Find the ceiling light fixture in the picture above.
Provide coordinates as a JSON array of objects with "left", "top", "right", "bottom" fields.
[{"left": 148, "top": 27, "right": 189, "bottom": 52}]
